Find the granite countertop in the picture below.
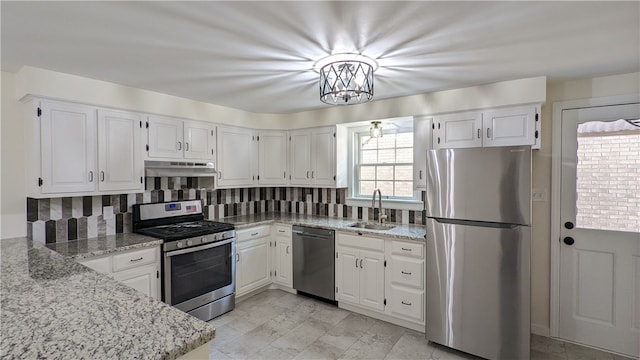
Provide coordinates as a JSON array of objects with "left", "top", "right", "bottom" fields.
[
  {"left": 222, "top": 212, "right": 427, "bottom": 241},
  {"left": 1, "top": 237, "right": 216, "bottom": 360},
  {"left": 45, "top": 232, "right": 163, "bottom": 260}
]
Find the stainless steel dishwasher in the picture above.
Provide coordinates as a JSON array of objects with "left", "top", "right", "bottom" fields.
[{"left": 292, "top": 226, "right": 335, "bottom": 301}]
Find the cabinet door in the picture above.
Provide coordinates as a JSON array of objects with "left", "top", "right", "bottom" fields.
[
  {"left": 112, "top": 264, "right": 160, "bottom": 300},
  {"left": 336, "top": 246, "right": 360, "bottom": 305},
  {"left": 148, "top": 115, "right": 183, "bottom": 159},
  {"left": 311, "top": 127, "right": 335, "bottom": 186},
  {"left": 258, "top": 131, "right": 288, "bottom": 185},
  {"left": 289, "top": 130, "right": 311, "bottom": 185},
  {"left": 184, "top": 120, "right": 215, "bottom": 160},
  {"left": 217, "top": 126, "right": 257, "bottom": 187},
  {"left": 359, "top": 249, "right": 385, "bottom": 311},
  {"left": 274, "top": 237, "right": 293, "bottom": 287},
  {"left": 413, "top": 116, "right": 432, "bottom": 190},
  {"left": 236, "top": 238, "right": 271, "bottom": 295},
  {"left": 40, "top": 100, "right": 97, "bottom": 194},
  {"left": 432, "top": 111, "right": 482, "bottom": 149},
  {"left": 482, "top": 106, "right": 536, "bottom": 147},
  {"left": 97, "top": 109, "right": 143, "bottom": 192}
]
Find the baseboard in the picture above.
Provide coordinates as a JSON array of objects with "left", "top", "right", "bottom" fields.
[
  {"left": 531, "top": 323, "right": 550, "bottom": 336},
  {"left": 339, "top": 302, "right": 425, "bottom": 333}
]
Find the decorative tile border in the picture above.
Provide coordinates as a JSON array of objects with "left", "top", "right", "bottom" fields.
[{"left": 27, "top": 177, "right": 426, "bottom": 243}]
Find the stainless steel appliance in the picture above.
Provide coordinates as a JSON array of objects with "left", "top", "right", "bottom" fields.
[
  {"left": 292, "top": 226, "right": 335, "bottom": 301},
  {"left": 426, "top": 146, "right": 531, "bottom": 360},
  {"left": 132, "top": 200, "right": 236, "bottom": 322}
]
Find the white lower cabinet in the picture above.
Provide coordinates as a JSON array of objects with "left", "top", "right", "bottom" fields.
[
  {"left": 78, "top": 246, "right": 161, "bottom": 300},
  {"left": 236, "top": 226, "right": 271, "bottom": 296},
  {"left": 335, "top": 232, "right": 385, "bottom": 312},
  {"left": 272, "top": 224, "right": 293, "bottom": 288}
]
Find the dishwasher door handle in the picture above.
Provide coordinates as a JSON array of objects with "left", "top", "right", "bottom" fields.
[{"left": 293, "top": 232, "right": 331, "bottom": 241}]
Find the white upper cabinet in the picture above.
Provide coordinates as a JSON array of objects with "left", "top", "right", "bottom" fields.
[
  {"left": 33, "top": 99, "right": 143, "bottom": 197},
  {"left": 97, "top": 109, "right": 144, "bottom": 192},
  {"left": 290, "top": 130, "right": 312, "bottom": 185},
  {"left": 147, "top": 115, "right": 215, "bottom": 161},
  {"left": 258, "top": 131, "right": 288, "bottom": 185},
  {"left": 217, "top": 125, "right": 257, "bottom": 188},
  {"left": 413, "top": 116, "right": 432, "bottom": 190},
  {"left": 431, "top": 105, "right": 540, "bottom": 149},
  {"left": 40, "top": 100, "right": 98, "bottom": 194},
  {"left": 289, "top": 126, "right": 340, "bottom": 187}
]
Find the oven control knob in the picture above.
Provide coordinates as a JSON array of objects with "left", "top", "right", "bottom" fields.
[
  {"left": 214, "top": 234, "right": 219, "bottom": 241},
  {"left": 186, "top": 240, "right": 193, "bottom": 246},
  {"left": 201, "top": 237, "right": 207, "bottom": 244},
  {"left": 176, "top": 241, "right": 184, "bottom": 248}
]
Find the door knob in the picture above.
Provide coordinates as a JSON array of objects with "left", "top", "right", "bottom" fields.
[
  {"left": 563, "top": 237, "right": 575, "bottom": 245},
  {"left": 564, "top": 222, "right": 574, "bottom": 229}
]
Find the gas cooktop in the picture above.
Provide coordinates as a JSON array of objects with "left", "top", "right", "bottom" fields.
[{"left": 136, "top": 220, "right": 235, "bottom": 241}]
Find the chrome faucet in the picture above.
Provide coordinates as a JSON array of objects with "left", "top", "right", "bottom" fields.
[{"left": 372, "top": 189, "right": 388, "bottom": 223}]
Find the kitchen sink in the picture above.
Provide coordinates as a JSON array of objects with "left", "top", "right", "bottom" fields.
[{"left": 349, "top": 222, "right": 396, "bottom": 231}]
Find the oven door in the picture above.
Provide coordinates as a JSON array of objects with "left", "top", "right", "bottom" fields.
[{"left": 164, "top": 239, "right": 235, "bottom": 313}]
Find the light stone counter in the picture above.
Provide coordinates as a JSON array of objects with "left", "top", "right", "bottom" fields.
[
  {"left": 1, "top": 237, "right": 215, "bottom": 360},
  {"left": 45, "top": 232, "right": 163, "bottom": 260},
  {"left": 222, "top": 212, "right": 427, "bottom": 242}
]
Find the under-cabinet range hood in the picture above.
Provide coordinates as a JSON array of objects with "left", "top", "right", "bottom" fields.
[{"left": 145, "top": 161, "right": 216, "bottom": 177}]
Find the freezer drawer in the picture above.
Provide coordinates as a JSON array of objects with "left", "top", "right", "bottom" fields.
[{"left": 426, "top": 218, "right": 530, "bottom": 360}]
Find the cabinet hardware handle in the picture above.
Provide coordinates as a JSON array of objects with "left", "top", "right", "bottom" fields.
[
  {"left": 251, "top": 232, "right": 259, "bottom": 236},
  {"left": 278, "top": 230, "right": 285, "bottom": 233},
  {"left": 311, "top": 171, "right": 315, "bottom": 179},
  {"left": 355, "top": 258, "right": 359, "bottom": 268},
  {"left": 306, "top": 171, "right": 309, "bottom": 179},
  {"left": 236, "top": 253, "right": 240, "bottom": 262},
  {"left": 130, "top": 257, "right": 143, "bottom": 262},
  {"left": 437, "top": 137, "right": 440, "bottom": 144},
  {"left": 177, "top": 141, "right": 182, "bottom": 150},
  {"left": 401, "top": 247, "right": 412, "bottom": 251},
  {"left": 477, "top": 129, "right": 481, "bottom": 138},
  {"left": 401, "top": 271, "right": 412, "bottom": 275},
  {"left": 100, "top": 171, "right": 105, "bottom": 182},
  {"left": 419, "top": 170, "right": 422, "bottom": 180},
  {"left": 359, "top": 259, "right": 363, "bottom": 268},
  {"left": 286, "top": 246, "right": 290, "bottom": 254},
  {"left": 401, "top": 301, "right": 412, "bottom": 306},
  {"left": 185, "top": 142, "right": 189, "bottom": 151},
  {"left": 88, "top": 171, "right": 93, "bottom": 182},
  {"left": 487, "top": 128, "right": 491, "bottom": 139},
  {"left": 284, "top": 171, "right": 286, "bottom": 179}
]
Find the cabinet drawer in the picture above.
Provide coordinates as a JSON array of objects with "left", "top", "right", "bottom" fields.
[
  {"left": 113, "top": 247, "right": 158, "bottom": 272},
  {"left": 390, "top": 256, "right": 424, "bottom": 289},
  {"left": 389, "top": 285, "right": 424, "bottom": 322},
  {"left": 80, "top": 256, "right": 112, "bottom": 274},
  {"left": 273, "top": 224, "right": 292, "bottom": 237},
  {"left": 390, "top": 241, "right": 424, "bottom": 259},
  {"left": 337, "top": 232, "right": 384, "bottom": 251},
  {"left": 237, "top": 225, "right": 271, "bottom": 241}
]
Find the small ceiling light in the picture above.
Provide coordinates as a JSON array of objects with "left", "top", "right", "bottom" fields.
[
  {"left": 314, "top": 53, "right": 377, "bottom": 105},
  {"left": 370, "top": 121, "right": 383, "bottom": 138}
]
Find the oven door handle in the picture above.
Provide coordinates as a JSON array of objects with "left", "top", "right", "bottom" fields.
[{"left": 166, "top": 239, "right": 235, "bottom": 257}]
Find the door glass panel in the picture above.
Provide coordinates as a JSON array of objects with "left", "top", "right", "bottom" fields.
[
  {"left": 170, "top": 243, "right": 232, "bottom": 305},
  {"left": 575, "top": 119, "right": 640, "bottom": 232}
]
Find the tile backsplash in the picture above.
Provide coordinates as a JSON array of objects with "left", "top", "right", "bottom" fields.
[{"left": 27, "top": 177, "right": 426, "bottom": 244}]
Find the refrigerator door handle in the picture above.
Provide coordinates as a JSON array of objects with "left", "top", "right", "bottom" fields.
[{"left": 430, "top": 217, "right": 521, "bottom": 229}]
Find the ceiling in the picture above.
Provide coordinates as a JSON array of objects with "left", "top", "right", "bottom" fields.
[{"left": 2, "top": 1, "right": 639, "bottom": 114}]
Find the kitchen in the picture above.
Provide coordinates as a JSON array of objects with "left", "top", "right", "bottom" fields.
[{"left": 1, "top": 2, "right": 639, "bottom": 360}]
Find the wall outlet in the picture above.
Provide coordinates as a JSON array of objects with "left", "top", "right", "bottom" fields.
[
  {"left": 103, "top": 206, "right": 114, "bottom": 219},
  {"left": 532, "top": 188, "right": 548, "bottom": 202},
  {"left": 306, "top": 194, "right": 313, "bottom": 203}
]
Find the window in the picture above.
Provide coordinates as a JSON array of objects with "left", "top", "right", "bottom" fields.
[{"left": 354, "top": 130, "right": 414, "bottom": 199}]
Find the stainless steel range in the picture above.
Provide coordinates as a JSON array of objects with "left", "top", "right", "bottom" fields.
[{"left": 132, "top": 200, "right": 235, "bottom": 322}]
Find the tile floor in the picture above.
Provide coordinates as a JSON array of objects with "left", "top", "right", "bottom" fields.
[{"left": 207, "top": 289, "right": 632, "bottom": 360}]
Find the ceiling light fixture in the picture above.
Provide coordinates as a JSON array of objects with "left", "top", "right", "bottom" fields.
[
  {"left": 370, "top": 121, "right": 383, "bottom": 138},
  {"left": 314, "top": 53, "right": 377, "bottom": 105}
]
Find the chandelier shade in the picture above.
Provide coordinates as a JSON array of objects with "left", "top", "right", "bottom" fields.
[{"left": 316, "top": 54, "right": 376, "bottom": 105}]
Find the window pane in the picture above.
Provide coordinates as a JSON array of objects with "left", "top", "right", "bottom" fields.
[
  {"left": 395, "top": 165, "right": 413, "bottom": 181},
  {"left": 361, "top": 150, "right": 377, "bottom": 164},
  {"left": 394, "top": 181, "right": 413, "bottom": 197},
  {"left": 396, "top": 133, "right": 413, "bottom": 147},
  {"left": 360, "top": 166, "right": 375, "bottom": 180},
  {"left": 378, "top": 149, "right": 395, "bottom": 163},
  {"left": 376, "top": 166, "right": 393, "bottom": 181},
  {"left": 377, "top": 134, "right": 396, "bottom": 149},
  {"left": 360, "top": 181, "right": 376, "bottom": 195},
  {"left": 396, "top": 148, "right": 412, "bottom": 163},
  {"left": 361, "top": 136, "right": 378, "bottom": 149},
  {"left": 377, "top": 181, "right": 394, "bottom": 196}
]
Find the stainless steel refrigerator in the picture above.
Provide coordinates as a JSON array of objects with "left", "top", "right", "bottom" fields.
[{"left": 425, "top": 146, "right": 531, "bottom": 360}]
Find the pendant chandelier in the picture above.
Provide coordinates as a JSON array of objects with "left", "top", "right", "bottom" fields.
[{"left": 315, "top": 53, "right": 377, "bottom": 105}]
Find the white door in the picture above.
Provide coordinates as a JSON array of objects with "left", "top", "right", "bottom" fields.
[
  {"left": 184, "top": 121, "right": 215, "bottom": 161},
  {"left": 413, "top": 116, "right": 432, "bottom": 190},
  {"left": 274, "top": 237, "right": 292, "bottom": 287},
  {"left": 336, "top": 246, "right": 360, "bottom": 305},
  {"left": 359, "top": 249, "right": 385, "bottom": 311},
  {"left": 97, "top": 109, "right": 143, "bottom": 192},
  {"left": 311, "top": 127, "right": 335, "bottom": 186},
  {"left": 237, "top": 238, "right": 270, "bottom": 295},
  {"left": 483, "top": 105, "right": 537, "bottom": 147},
  {"left": 40, "top": 100, "right": 97, "bottom": 193},
  {"left": 112, "top": 264, "right": 160, "bottom": 300},
  {"left": 217, "top": 126, "right": 256, "bottom": 187},
  {"left": 290, "top": 130, "right": 311, "bottom": 185},
  {"left": 147, "top": 115, "right": 183, "bottom": 159},
  {"left": 559, "top": 103, "right": 640, "bottom": 358},
  {"left": 259, "top": 131, "right": 288, "bottom": 185},
  {"left": 432, "top": 111, "right": 482, "bottom": 149}
]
